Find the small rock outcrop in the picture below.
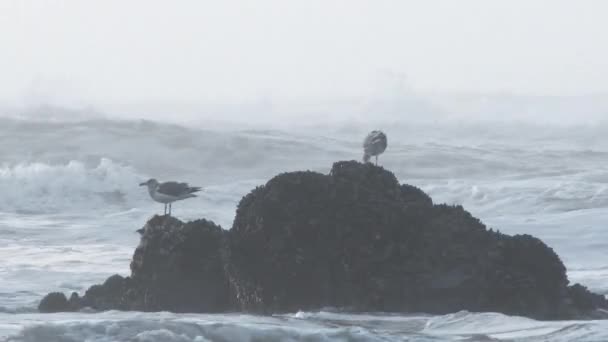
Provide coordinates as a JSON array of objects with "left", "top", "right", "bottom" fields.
[
  {"left": 38, "top": 292, "right": 70, "bottom": 313},
  {"left": 39, "top": 161, "right": 608, "bottom": 320},
  {"left": 42, "top": 216, "right": 232, "bottom": 313}
]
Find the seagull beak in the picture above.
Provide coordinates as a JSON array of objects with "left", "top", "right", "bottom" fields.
[{"left": 139, "top": 182, "right": 147, "bottom": 186}]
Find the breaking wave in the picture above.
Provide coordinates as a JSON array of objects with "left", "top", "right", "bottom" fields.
[
  {"left": 4, "top": 310, "right": 608, "bottom": 342},
  {"left": 4, "top": 312, "right": 395, "bottom": 342},
  {"left": 2, "top": 116, "right": 608, "bottom": 218},
  {"left": 0, "top": 159, "right": 146, "bottom": 214}
]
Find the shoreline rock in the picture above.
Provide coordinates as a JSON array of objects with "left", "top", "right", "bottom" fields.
[{"left": 39, "top": 161, "right": 608, "bottom": 320}]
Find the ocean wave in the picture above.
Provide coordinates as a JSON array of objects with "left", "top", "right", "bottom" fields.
[
  {"left": 0, "top": 306, "right": 36, "bottom": 314},
  {"left": 4, "top": 311, "right": 608, "bottom": 342},
  {"left": 3, "top": 312, "right": 394, "bottom": 342},
  {"left": 0, "top": 159, "right": 147, "bottom": 214},
  {"left": 421, "top": 311, "right": 599, "bottom": 341},
  {"left": 3, "top": 116, "right": 608, "bottom": 217},
  {"left": 420, "top": 173, "right": 608, "bottom": 217},
  {"left": 0, "top": 117, "right": 358, "bottom": 192}
]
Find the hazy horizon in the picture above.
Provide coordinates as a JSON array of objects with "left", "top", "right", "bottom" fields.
[{"left": 2, "top": 1, "right": 607, "bottom": 124}]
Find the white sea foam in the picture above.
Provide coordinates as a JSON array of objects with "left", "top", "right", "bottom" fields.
[
  {"left": 3, "top": 311, "right": 608, "bottom": 342},
  {"left": 0, "top": 159, "right": 146, "bottom": 214}
]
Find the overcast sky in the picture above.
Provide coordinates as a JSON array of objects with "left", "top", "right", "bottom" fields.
[{"left": 1, "top": 1, "right": 607, "bottom": 120}]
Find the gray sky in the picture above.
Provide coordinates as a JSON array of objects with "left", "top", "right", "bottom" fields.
[{"left": 1, "top": 1, "right": 607, "bottom": 120}]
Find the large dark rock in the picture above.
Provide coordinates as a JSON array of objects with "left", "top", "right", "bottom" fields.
[{"left": 39, "top": 161, "right": 608, "bottom": 320}]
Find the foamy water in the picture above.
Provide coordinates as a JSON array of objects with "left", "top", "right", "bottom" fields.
[{"left": 1, "top": 118, "right": 607, "bottom": 341}]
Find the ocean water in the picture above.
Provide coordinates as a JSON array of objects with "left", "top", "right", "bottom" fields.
[{"left": 1, "top": 117, "right": 608, "bottom": 341}]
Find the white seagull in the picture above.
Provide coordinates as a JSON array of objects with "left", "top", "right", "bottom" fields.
[
  {"left": 139, "top": 178, "right": 201, "bottom": 215},
  {"left": 363, "top": 130, "right": 388, "bottom": 165}
]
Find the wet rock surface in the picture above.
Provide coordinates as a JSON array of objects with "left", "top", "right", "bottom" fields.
[{"left": 39, "top": 161, "right": 608, "bottom": 320}]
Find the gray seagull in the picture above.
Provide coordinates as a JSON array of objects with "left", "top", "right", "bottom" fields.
[
  {"left": 139, "top": 178, "right": 201, "bottom": 215},
  {"left": 363, "top": 130, "right": 387, "bottom": 165}
]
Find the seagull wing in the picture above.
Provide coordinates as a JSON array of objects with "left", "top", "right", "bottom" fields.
[
  {"left": 371, "top": 132, "right": 387, "bottom": 148},
  {"left": 157, "top": 181, "right": 195, "bottom": 197}
]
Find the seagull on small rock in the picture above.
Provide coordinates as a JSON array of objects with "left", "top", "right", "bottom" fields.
[{"left": 139, "top": 178, "right": 201, "bottom": 215}]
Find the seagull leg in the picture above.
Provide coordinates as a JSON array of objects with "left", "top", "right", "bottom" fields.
[
  {"left": 164, "top": 204, "right": 166, "bottom": 215},
  {"left": 375, "top": 156, "right": 378, "bottom": 165},
  {"left": 169, "top": 203, "right": 172, "bottom": 216}
]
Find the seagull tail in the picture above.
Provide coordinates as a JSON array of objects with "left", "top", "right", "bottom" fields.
[
  {"left": 363, "top": 152, "right": 371, "bottom": 163},
  {"left": 189, "top": 187, "right": 202, "bottom": 193}
]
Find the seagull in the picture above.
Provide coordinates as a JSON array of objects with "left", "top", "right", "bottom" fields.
[
  {"left": 363, "top": 130, "right": 387, "bottom": 165},
  {"left": 139, "top": 178, "right": 201, "bottom": 215}
]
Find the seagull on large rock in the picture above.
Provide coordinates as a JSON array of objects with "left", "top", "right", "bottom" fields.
[
  {"left": 363, "top": 130, "right": 387, "bottom": 165},
  {"left": 139, "top": 178, "right": 201, "bottom": 215}
]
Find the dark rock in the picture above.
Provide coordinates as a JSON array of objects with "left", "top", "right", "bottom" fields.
[
  {"left": 80, "top": 274, "right": 131, "bottom": 311},
  {"left": 567, "top": 283, "right": 608, "bottom": 318},
  {"left": 68, "top": 292, "right": 81, "bottom": 311},
  {"left": 72, "top": 216, "right": 232, "bottom": 313},
  {"left": 126, "top": 216, "right": 231, "bottom": 312},
  {"left": 401, "top": 184, "right": 433, "bottom": 207},
  {"left": 39, "top": 292, "right": 70, "bottom": 313},
  {"left": 39, "top": 161, "right": 608, "bottom": 320}
]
